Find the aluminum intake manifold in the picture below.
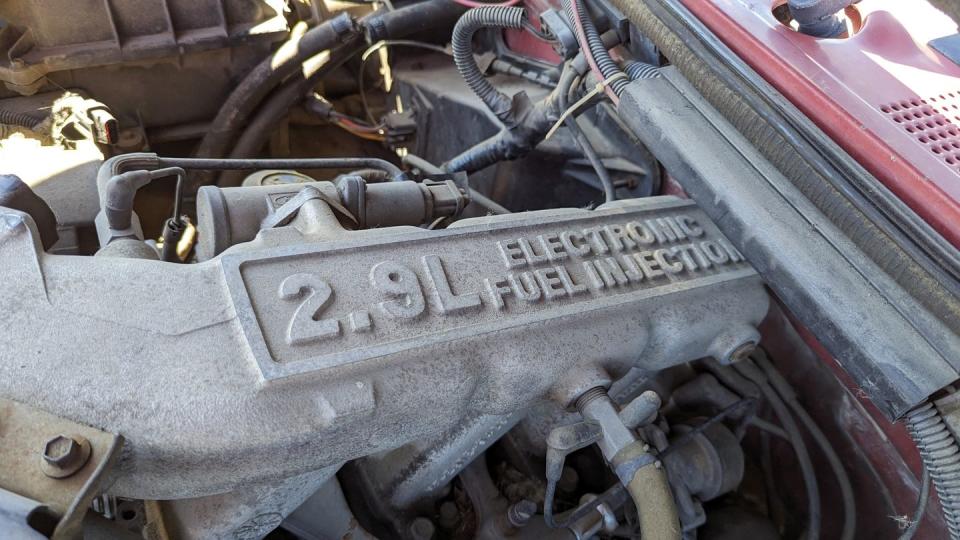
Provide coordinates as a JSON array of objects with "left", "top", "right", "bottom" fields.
[{"left": 0, "top": 195, "right": 767, "bottom": 499}]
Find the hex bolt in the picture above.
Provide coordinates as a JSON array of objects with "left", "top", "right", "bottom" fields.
[
  {"left": 507, "top": 499, "right": 537, "bottom": 527},
  {"left": 40, "top": 434, "right": 92, "bottom": 479}
]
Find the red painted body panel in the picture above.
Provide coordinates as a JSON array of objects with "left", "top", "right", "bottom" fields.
[
  {"left": 667, "top": 2, "right": 952, "bottom": 535},
  {"left": 504, "top": 0, "right": 563, "bottom": 63},
  {"left": 679, "top": 0, "right": 960, "bottom": 247}
]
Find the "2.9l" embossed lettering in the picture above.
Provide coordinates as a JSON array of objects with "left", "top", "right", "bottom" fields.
[
  {"left": 278, "top": 255, "right": 482, "bottom": 346},
  {"left": 278, "top": 273, "right": 340, "bottom": 345}
]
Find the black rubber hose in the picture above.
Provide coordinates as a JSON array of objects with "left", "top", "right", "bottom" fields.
[
  {"left": 899, "top": 465, "right": 930, "bottom": 540},
  {"left": 0, "top": 109, "right": 43, "bottom": 129},
  {"left": 754, "top": 352, "right": 855, "bottom": 540},
  {"left": 218, "top": 36, "right": 367, "bottom": 186},
  {"left": 365, "top": 0, "right": 467, "bottom": 42},
  {"left": 734, "top": 360, "right": 821, "bottom": 540},
  {"left": 442, "top": 29, "right": 618, "bottom": 175},
  {"left": 451, "top": 6, "right": 526, "bottom": 126},
  {"left": 443, "top": 71, "right": 565, "bottom": 173},
  {"left": 190, "top": 13, "right": 359, "bottom": 185},
  {"left": 443, "top": 129, "right": 530, "bottom": 173},
  {"left": 786, "top": 0, "right": 852, "bottom": 38},
  {"left": 445, "top": 31, "right": 629, "bottom": 178},
  {"left": 904, "top": 402, "right": 960, "bottom": 538},
  {"left": 557, "top": 58, "right": 616, "bottom": 203},
  {"left": 564, "top": 0, "right": 628, "bottom": 97}
]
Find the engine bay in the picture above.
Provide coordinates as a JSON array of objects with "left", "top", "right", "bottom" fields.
[{"left": 1, "top": 1, "right": 959, "bottom": 539}]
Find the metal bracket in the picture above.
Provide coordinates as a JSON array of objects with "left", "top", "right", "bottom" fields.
[{"left": 0, "top": 398, "right": 123, "bottom": 539}]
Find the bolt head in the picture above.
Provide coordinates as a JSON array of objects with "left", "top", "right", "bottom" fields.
[
  {"left": 39, "top": 434, "right": 91, "bottom": 478},
  {"left": 43, "top": 435, "right": 79, "bottom": 467}
]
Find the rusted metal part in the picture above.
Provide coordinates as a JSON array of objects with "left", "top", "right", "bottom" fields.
[{"left": 0, "top": 398, "right": 123, "bottom": 539}]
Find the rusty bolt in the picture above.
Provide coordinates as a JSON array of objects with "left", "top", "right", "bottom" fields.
[{"left": 40, "top": 434, "right": 91, "bottom": 478}]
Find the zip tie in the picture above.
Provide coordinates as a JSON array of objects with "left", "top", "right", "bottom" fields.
[{"left": 544, "top": 72, "right": 629, "bottom": 141}]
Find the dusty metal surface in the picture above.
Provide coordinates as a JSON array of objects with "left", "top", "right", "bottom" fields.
[
  {"left": 0, "top": 195, "right": 766, "bottom": 500},
  {"left": 162, "top": 466, "right": 341, "bottom": 540}
]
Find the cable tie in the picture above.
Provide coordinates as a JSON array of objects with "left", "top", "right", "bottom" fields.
[{"left": 544, "top": 72, "right": 628, "bottom": 141}]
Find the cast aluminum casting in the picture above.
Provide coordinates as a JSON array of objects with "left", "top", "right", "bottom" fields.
[{"left": 0, "top": 195, "right": 767, "bottom": 500}]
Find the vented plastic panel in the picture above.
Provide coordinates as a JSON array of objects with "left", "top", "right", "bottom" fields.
[
  {"left": 882, "top": 93, "right": 960, "bottom": 174},
  {"left": 679, "top": 0, "right": 960, "bottom": 246}
]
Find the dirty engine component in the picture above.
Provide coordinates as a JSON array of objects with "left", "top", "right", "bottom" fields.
[{"left": 0, "top": 1, "right": 957, "bottom": 539}]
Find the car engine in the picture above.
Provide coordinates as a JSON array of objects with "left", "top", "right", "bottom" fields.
[{"left": 0, "top": 1, "right": 958, "bottom": 539}]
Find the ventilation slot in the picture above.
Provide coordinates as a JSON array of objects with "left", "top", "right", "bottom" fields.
[{"left": 880, "top": 93, "right": 960, "bottom": 173}]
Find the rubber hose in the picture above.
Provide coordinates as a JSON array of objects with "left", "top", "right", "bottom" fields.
[
  {"left": 626, "top": 461, "right": 682, "bottom": 539},
  {"left": 442, "top": 96, "right": 561, "bottom": 173},
  {"left": 443, "top": 130, "right": 519, "bottom": 173},
  {"left": 900, "top": 466, "right": 930, "bottom": 540},
  {"left": 365, "top": 0, "right": 467, "bottom": 42},
  {"left": 451, "top": 6, "right": 526, "bottom": 126},
  {"left": 565, "top": 0, "right": 628, "bottom": 97},
  {"left": 96, "top": 153, "right": 162, "bottom": 210},
  {"left": 624, "top": 61, "right": 661, "bottom": 80},
  {"left": 786, "top": 0, "right": 850, "bottom": 38},
  {"left": 191, "top": 13, "right": 358, "bottom": 186},
  {"left": 735, "top": 361, "right": 821, "bottom": 540},
  {"left": 557, "top": 59, "right": 616, "bottom": 202},
  {"left": 905, "top": 402, "right": 960, "bottom": 538},
  {"left": 755, "top": 352, "right": 855, "bottom": 540},
  {"left": 0, "top": 109, "right": 43, "bottom": 129},
  {"left": 218, "top": 37, "right": 367, "bottom": 186}
]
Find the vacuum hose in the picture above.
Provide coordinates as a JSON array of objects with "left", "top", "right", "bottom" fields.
[{"left": 190, "top": 13, "right": 359, "bottom": 188}]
